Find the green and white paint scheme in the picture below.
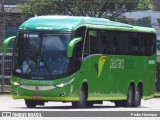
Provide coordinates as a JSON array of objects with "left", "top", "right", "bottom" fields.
[{"left": 3, "top": 16, "right": 156, "bottom": 108}]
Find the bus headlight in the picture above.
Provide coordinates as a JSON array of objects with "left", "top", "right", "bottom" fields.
[
  {"left": 55, "top": 83, "right": 64, "bottom": 88},
  {"left": 13, "top": 82, "right": 21, "bottom": 86},
  {"left": 55, "top": 78, "right": 75, "bottom": 88}
]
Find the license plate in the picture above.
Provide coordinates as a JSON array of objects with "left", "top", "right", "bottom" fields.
[{"left": 32, "top": 94, "right": 42, "bottom": 99}]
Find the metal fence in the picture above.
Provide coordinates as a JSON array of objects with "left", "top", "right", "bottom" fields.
[{"left": 0, "top": 48, "right": 13, "bottom": 93}]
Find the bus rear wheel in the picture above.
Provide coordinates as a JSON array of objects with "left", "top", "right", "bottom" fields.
[
  {"left": 25, "top": 99, "right": 37, "bottom": 108},
  {"left": 133, "top": 87, "right": 141, "bottom": 107},
  {"left": 124, "top": 85, "right": 134, "bottom": 107},
  {"left": 114, "top": 100, "right": 125, "bottom": 107}
]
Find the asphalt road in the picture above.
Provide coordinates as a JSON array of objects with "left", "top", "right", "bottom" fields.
[
  {"left": 0, "top": 95, "right": 160, "bottom": 111},
  {"left": 0, "top": 95, "right": 160, "bottom": 120}
]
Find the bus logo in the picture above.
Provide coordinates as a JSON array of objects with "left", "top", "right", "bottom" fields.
[
  {"left": 35, "top": 86, "right": 39, "bottom": 91},
  {"left": 97, "top": 56, "right": 108, "bottom": 78}
]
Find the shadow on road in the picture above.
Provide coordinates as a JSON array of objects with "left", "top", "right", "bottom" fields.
[{"left": 14, "top": 105, "right": 148, "bottom": 110}]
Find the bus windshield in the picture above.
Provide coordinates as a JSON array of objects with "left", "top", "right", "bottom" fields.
[{"left": 13, "top": 32, "right": 71, "bottom": 79}]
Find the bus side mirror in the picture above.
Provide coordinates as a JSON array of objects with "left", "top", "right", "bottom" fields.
[
  {"left": 2, "top": 36, "right": 16, "bottom": 55},
  {"left": 67, "top": 37, "right": 82, "bottom": 58}
]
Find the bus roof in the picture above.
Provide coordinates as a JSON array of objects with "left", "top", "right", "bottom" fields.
[{"left": 19, "top": 15, "right": 156, "bottom": 34}]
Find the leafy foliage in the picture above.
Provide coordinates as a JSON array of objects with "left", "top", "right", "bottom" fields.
[
  {"left": 18, "top": 0, "right": 155, "bottom": 19},
  {"left": 116, "top": 16, "right": 151, "bottom": 27}
]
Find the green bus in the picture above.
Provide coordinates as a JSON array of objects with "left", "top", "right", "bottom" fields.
[{"left": 3, "top": 16, "right": 157, "bottom": 108}]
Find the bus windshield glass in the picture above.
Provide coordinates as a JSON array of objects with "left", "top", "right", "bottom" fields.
[{"left": 13, "top": 32, "right": 71, "bottom": 79}]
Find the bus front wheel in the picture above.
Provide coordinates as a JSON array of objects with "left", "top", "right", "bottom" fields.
[
  {"left": 25, "top": 99, "right": 37, "bottom": 108},
  {"left": 72, "top": 86, "right": 87, "bottom": 108},
  {"left": 86, "top": 101, "right": 94, "bottom": 108}
]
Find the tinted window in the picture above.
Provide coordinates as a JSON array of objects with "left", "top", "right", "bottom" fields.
[
  {"left": 139, "top": 35, "right": 145, "bottom": 56},
  {"left": 129, "top": 33, "right": 139, "bottom": 55},
  {"left": 90, "top": 31, "right": 98, "bottom": 54},
  {"left": 43, "top": 35, "right": 68, "bottom": 51},
  {"left": 84, "top": 31, "right": 90, "bottom": 57},
  {"left": 128, "top": 33, "right": 156, "bottom": 56},
  {"left": 144, "top": 34, "right": 156, "bottom": 56},
  {"left": 108, "top": 31, "right": 119, "bottom": 55},
  {"left": 99, "top": 31, "right": 108, "bottom": 54},
  {"left": 84, "top": 30, "right": 98, "bottom": 56},
  {"left": 119, "top": 32, "right": 129, "bottom": 55},
  {"left": 83, "top": 29, "right": 156, "bottom": 57},
  {"left": 13, "top": 32, "right": 72, "bottom": 79}
]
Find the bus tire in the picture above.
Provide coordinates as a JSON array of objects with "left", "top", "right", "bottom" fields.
[
  {"left": 71, "top": 102, "right": 77, "bottom": 108},
  {"left": 125, "top": 85, "right": 134, "bottom": 107},
  {"left": 25, "top": 99, "right": 37, "bottom": 108},
  {"left": 133, "top": 87, "right": 141, "bottom": 107},
  {"left": 77, "top": 86, "right": 87, "bottom": 108},
  {"left": 86, "top": 101, "right": 94, "bottom": 108},
  {"left": 114, "top": 100, "right": 125, "bottom": 107}
]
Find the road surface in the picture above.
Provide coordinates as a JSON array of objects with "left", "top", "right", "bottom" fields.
[
  {"left": 0, "top": 95, "right": 160, "bottom": 119},
  {"left": 0, "top": 95, "right": 160, "bottom": 111}
]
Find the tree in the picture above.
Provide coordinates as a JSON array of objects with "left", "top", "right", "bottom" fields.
[
  {"left": 116, "top": 16, "right": 151, "bottom": 27},
  {"left": 18, "top": 0, "right": 155, "bottom": 19}
]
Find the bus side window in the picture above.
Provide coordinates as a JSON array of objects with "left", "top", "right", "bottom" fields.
[
  {"left": 144, "top": 34, "right": 156, "bottom": 56},
  {"left": 99, "top": 31, "right": 108, "bottom": 54},
  {"left": 148, "top": 35, "right": 156, "bottom": 55},
  {"left": 119, "top": 32, "right": 129, "bottom": 55},
  {"left": 144, "top": 35, "right": 151, "bottom": 56},
  {"left": 90, "top": 30, "right": 98, "bottom": 54},
  {"left": 84, "top": 30, "right": 98, "bottom": 56},
  {"left": 84, "top": 31, "right": 90, "bottom": 57},
  {"left": 113, "top": 34, "right": 117, "bottom": 54},
  {"left": 108, "top": 31, "right": 114, "bottom": 54},
  {"left": 151, "top": 35, "right": 156, "bottom": 55},
  {"left": 75, "top": 27, "right": 85, "bottom": 57},
  {"left": 129, "top": 33, "right": 139, "bottom": 56},
  {"left": 112, "top": 32, "right": 119, "bottom": 55},
  {"left": 139, "top": 35, "right": 145, "bottom": 56}
]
